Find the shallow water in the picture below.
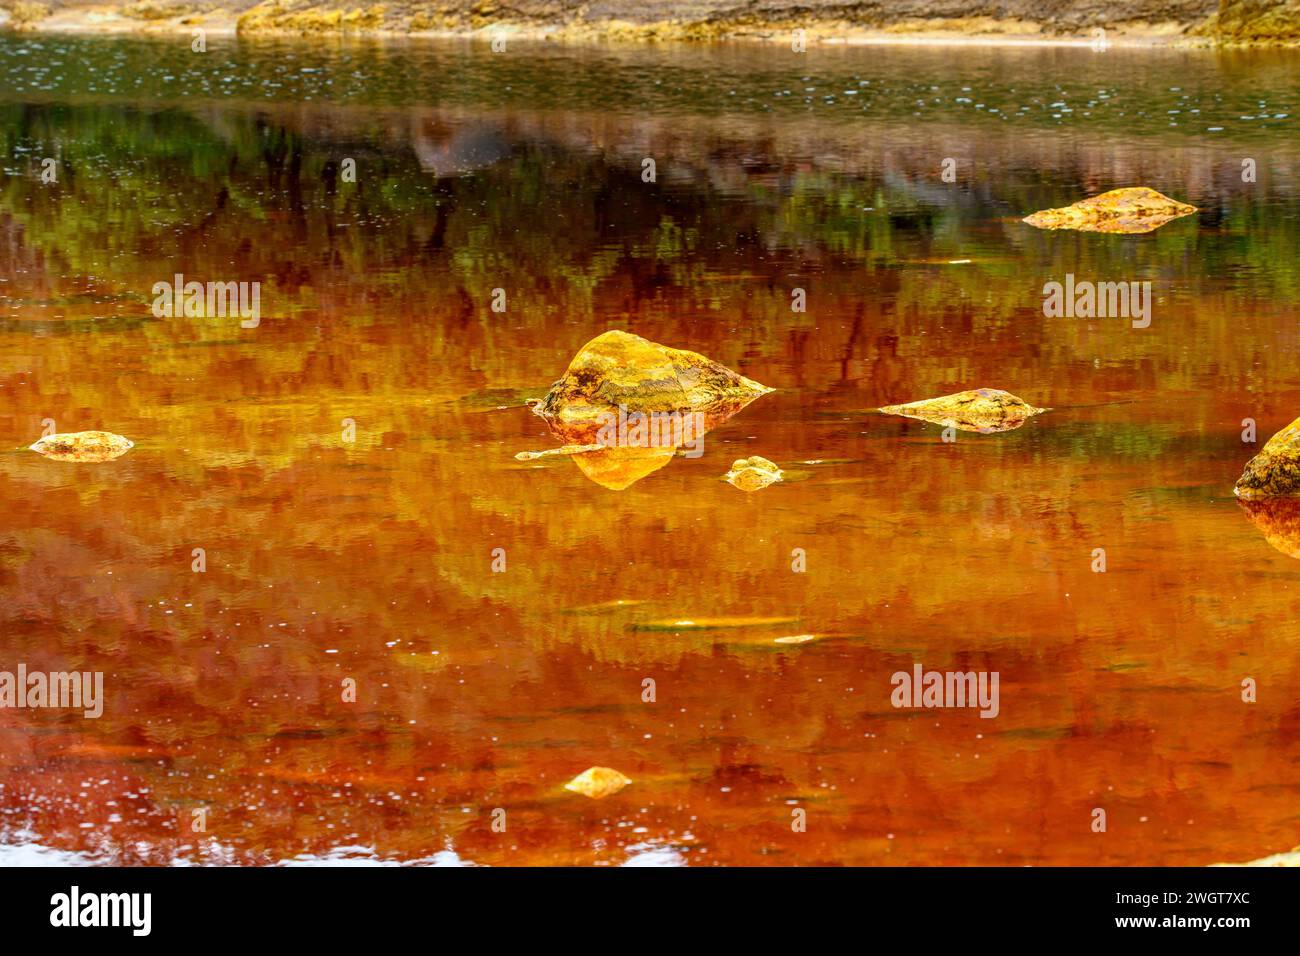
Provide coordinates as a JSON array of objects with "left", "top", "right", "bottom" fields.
[{"left": 1, "top": 35, "right": 1299, "bottom": 866}]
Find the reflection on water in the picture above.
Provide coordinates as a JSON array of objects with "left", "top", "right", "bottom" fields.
[
  {"left": 568, "top": 446, "right": 678, "bottom": 491},
  {"left": 1238, "top": 499, "right": 1300, "bottom": 560},
  {"left": 1, "top": 35, "right": 1300, "bottom": 867}
]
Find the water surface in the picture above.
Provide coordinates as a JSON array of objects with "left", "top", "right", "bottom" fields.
[{"left": 1, "top": 35, "right": 1299, "bottom": 866}]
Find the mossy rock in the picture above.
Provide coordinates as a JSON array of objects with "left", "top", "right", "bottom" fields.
[
  {"left": 29, "top": 430, "right": 134, "bottom": 462},
  {"left": 531, "top": 330, "right": 772, "bottom": 445},
  {"left": 1234, "top": 418, "right": 1300, "bottom": 498},
  {"left": 878, "top": 388, "right": 1045, "bottom": 433}
]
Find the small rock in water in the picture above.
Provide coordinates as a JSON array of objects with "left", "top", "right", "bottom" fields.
[
  {"left": 723, "top": 455, "right": 783, "bottom": 491},
  {"left": 878, "top": 388, "right": 1045, "bottom": 433},
  {"left": 1022, "top": 187, "right": 1196, "bottom": 234},
  {"left": 774, "top": 634, "right": 818, "bottom": 645},
  {"left": 1234, "top": 418, "right": 1300, "bottom": 499},
  {"left": 29, "top": 430, "right": 134, "bottom": 462},
  {"left": 564, "top": 766, "right": 631, "bottom": 799}
]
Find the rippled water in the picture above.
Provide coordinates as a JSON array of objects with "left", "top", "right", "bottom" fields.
[{"left": 1, "top": 35, "right": 1298, "bottom": 866}]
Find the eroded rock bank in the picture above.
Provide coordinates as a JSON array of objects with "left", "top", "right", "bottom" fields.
[{"left": 2, "top": 0, "right": 1300, "bottom": 46}]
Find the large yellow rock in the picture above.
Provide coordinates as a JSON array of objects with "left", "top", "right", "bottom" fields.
[
  {"left": 531, "top": 330, "right": 772, "bottom": 445},
  {"left": 878, "top": 388, "right": 1045, "bottom": 433},
  {"left": 29, "top": 430, "right": 134, "bottom": 462},
  {"left": 1023, "top": 187, "right": 1197, "bottom": 234},
  {"left": 1234, "top": 418, "right": 1300, "bottom": 499}
]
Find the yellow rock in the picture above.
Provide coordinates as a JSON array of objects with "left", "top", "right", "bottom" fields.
[
  {"left": 1234, "top": 418, "right": 1300, "bottom": 499},
  {"left": 1023, "top": 187, "right": 1197, "bottom": 234},
  {"left": 773, "top": 634, "right": 818, "bottom": 645},
  {"left": 564, "top": 766, "right": 631, "bottom": 799},
  {"left": 723, "top": 455, "right": 783, "bottom": 491},
  {"left": 531, "top": 330, "right": 772, "bottom": 445},
  {"left": 29, "top": 430, "right": 134, "bottom": 462},
  {"left": 878, "top": 388, "right": 1045, "bottom": 433}
]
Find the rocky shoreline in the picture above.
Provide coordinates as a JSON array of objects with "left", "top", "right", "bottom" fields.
[{"left": 0, "top": 1, "right": 1298, "bottom": 47}]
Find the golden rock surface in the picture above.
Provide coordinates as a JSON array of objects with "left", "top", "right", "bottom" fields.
[
  {"left": 723, "top": 455, "right": 783, "bottom": 491},
  {"left": 1234, "top": 418, "right": 1300, "bottom": 499},
  {"left": 878, "top": 388, "right": 1045, "bottom": 433},
  {"left": 29, "top": 430, "right": 134, "bottom": 462},
  {"left": 1023, "top": 187, "right": 1197, "bottom": 234},
  {"left": 564, "top": 766, "right": 632, "bottom": 799},
  {"left": 531, "top": 329, "right": 772, "bottom": 445}
]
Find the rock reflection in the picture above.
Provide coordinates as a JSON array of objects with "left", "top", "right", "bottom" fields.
[{"left": 1238, "top": 498, "right": 1300, "bottom": 559}]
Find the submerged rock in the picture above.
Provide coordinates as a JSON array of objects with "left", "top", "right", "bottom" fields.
[
  {"left": 878, "top": 388, "right": 1045, "bottom": 433},
  {"left": 1234, "top": 418, "right": 1300, "bottom": 499},
  {"left": 1023, "top": 187, "right": 1197, "bottom": 234},
  {"left": 723, "top": 455, "right": 783, "bottom": 491},
  {"left": 564, "top": 766, "right": 631, "bottom": 799},
  {"left": 29, "top": 430, "right": 134, "bottom": 462},
  {"left": 531, "top": 329, "right": 772, "bottom": 445}
]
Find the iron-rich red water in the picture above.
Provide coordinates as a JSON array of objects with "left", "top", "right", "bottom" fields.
[{"left": 1, "top": 36, "right": 1298, "bottom": 865}]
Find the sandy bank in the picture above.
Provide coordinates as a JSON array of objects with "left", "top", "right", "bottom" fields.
[{"left": 0, "top": 1, "right": 1298, "bottom": 48}]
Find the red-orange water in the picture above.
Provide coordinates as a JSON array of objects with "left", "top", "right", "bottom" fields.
[{"left": 1, "top": 37, "right": 1298, "bottom": 865}]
